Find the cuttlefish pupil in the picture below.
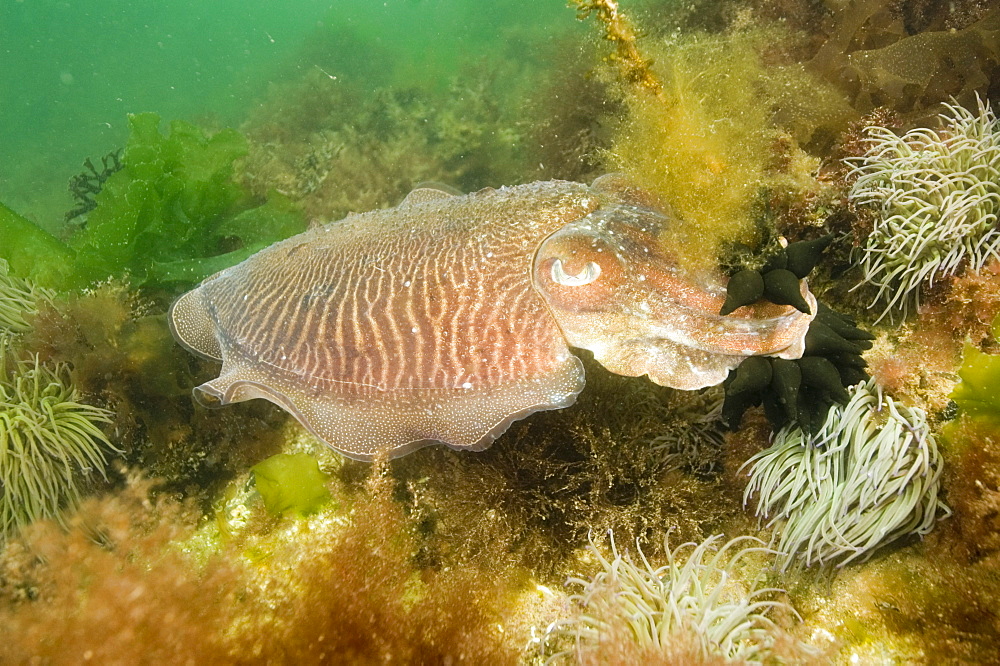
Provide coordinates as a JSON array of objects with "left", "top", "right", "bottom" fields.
[
  {"left": 551, "top": 258, "right": 601, "bottom": 286},
  {"left": 169, "top": 174, "right": 816, "bottom": 461}
]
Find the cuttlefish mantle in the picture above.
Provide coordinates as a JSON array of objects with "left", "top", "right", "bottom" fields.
[{"left": 169, "top": 175, "right": 816, "bottom": 461}]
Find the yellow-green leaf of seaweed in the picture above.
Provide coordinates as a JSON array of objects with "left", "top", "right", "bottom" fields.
[
  {"left": 951, "top": 341, "right": 1000, "bottom": 420},
  {"left": 0, "top": 202, "right": 75, "bottom": 289},
  {"left": 252, "top": 453, "right": 331, "bottom": 517}
]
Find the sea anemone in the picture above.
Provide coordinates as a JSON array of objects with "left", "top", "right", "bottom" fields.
[
  {"left": 546, "top": 532, "right": 800, "bottom": 663},
  {"left": 0, "top": 337, "right": 118, "bottom": 534},
  {"left": 743, "top": 378, "right": 947, "bottom": 570},
  {"left": 846, "top": 95, "right": 1000, "bottom": 322},
  {"left": 0, "top": 259, "right": 54, "bottom": 335}
]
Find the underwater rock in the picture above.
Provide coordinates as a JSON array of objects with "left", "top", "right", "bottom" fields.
[{"left": 169, "top": 175, "right": 816, "bottom": 460}]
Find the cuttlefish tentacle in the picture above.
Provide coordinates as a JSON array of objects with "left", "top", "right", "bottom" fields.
[{"left": 532, "top": 202, "right": 816, "bottom": 391}]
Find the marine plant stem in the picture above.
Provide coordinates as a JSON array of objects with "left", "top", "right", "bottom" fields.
[{"left": 570, "top": 0, "right": 661, "bottom": 94}]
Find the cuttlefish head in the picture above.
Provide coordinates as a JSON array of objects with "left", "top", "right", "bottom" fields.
[{"left": 532, "top": 189, "right": 816, "bottom": 390}]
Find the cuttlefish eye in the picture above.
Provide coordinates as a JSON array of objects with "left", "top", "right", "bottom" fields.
[
  {"left": 550, "top": 258, "right": 601, "bottom": 286},
  {"left": 534, "top": 230, "right": 626, "bottom": 314}
]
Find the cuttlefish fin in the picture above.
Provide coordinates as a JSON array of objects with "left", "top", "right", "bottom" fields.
[
  {"left": 167, "top": 285, "right": 222, "bottom": 362},
  {"left": 194, "top": 350, "right": 585, "bottom": 461},
  {"left": 400, "top": 182, "right": 463, "bottom": 206}
]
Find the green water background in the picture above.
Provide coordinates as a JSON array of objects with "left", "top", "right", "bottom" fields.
[{"left": 1, "top": 0, "right": 584, "bottom": 233}]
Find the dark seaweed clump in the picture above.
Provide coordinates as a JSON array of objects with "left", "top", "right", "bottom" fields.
[
  {"left": 379, "top": 360, "right": 737, "bottom": 578},
  {"left": 65, "top": 149, "right": 123, "bottom": 223}
]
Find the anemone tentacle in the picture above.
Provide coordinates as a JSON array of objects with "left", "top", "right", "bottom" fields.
[
  {"left": 0, "top": 338, "right": 119, "bottom": 534},
  {"left": 846, "top": 95, "right": 1000, "bottom": 322},
  {"left": 743, "top": 378, "right": 947, "bottom": 570}
]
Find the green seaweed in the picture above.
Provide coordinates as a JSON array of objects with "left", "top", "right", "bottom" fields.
[
  {"left": 949, "top": 311, "right": 1000, "bottom": 421},
  {"left": 0, "top": 203, "right": 75, "bottom": 289},
  {"left": 0, "top": 113, "right": 306, "bottom": 292},
  {"left": 951, "top": 342, "right": 1000, "bottom": 421},
  {"left": 252, "top": 453, "right": 331, "bottom": 518},
  {"left": 71, "top": 113, "right": 306, "bottom": 289},
  {"left": 148, "top": 192, "right": 306, "bottom": 285}
]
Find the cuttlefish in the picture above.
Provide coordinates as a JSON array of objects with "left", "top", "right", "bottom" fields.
[{"left": 169, "top": 174, "right": 816, "bottom": 461}]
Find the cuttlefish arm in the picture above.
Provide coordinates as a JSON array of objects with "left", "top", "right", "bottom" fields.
[{"left": 532, "top": 203, "right": 816, "bottom": 391}]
